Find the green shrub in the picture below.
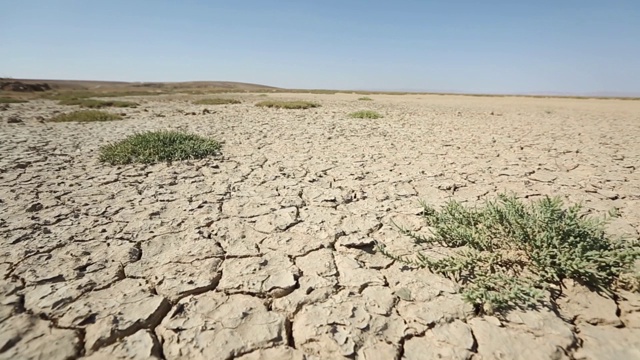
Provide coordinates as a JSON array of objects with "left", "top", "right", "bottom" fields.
[
  {"left": 381, "top": 194, "right": 640, "bottom": 314},
  {"left": 50, "top": 110, "right": 123, "bottom": 122},
  {"left": 0, "top": 97, "right": 27, "bottom": 104},
  {"left": 192, "top": 98, "right": 241, "bottom": 105},
  {"left": 358, "top": 97, "right": 373, "bottom": 101},
  {"left": 99, "top": 130, "right": 222, "bottom": 165},
  {"left": 58, "top": 98, "right": 138, "bottom": 108},
  {"left": 255, "top": 100, "right": 320, "bottom": 109},
  {"left": 349, "top": 110, "right": 382, "bottom": 119}
]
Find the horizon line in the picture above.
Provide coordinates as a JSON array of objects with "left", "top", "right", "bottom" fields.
[{"left": 4, "top": 77, "right": 640, "bottom": 99}]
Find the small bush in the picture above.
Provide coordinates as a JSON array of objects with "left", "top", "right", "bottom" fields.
[
  {"left": 349, "top": 110, "right": 382, "bottom": 119},
  {"left": 59, "top": 98, "right": 138, "bottom": 108},
  {"left": 192, "top": 98, "right": 241, "bottom": 105},
  {"left": 99, "top": 130, "right": 222, "bottom": 165},
  {"left": 257, "top": 94, "right": 269, "bottom": 97},
  {"left": 381, "top": 194, "right": 640, "bottom": 314},
  {"left": 358, "top": 97, "right": 373, "bottom": 101},
  {"left": 0, "top": 97, "right": 27, "bottom": 104},
  {"left": 50, "top": 110, "right": 123, "bottom": 122},
  {"left": 255, "top": 100, "right": 320, "bottom": 109}
]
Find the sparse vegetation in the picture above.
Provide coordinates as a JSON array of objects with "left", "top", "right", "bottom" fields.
[
  {"left": 192, "top": 98, "right": 241, "bottom": 105},
  {"left": 255, "top": 100, "right": 320, "bottom": 109},
  {"left": 381, "top": 194, "right": 640, "bottom": 314},
  {"left": 59, "top": 98, "right": 138, "bottom": 108},
  {"left": 45, "top": 90, "right": 160, "bottom": 100},
  {"left": 349, "top": 110, "right": 382, "bottom": 119},
  {"left": 0, "top": 97, "right": 27, "bottom": 104},
  {"left": 50, "top": 110, "right": 123, "bottom": 122},
  {"left": 358, "top": 97, "right": 373, "bottom": 101},
  {"left": 99, "top": 130, "right": 222, "bottom": 165}
]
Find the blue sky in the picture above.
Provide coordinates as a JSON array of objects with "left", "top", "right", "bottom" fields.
[{"left": 1, "top": 1, "right": 639, "bottom": 94}]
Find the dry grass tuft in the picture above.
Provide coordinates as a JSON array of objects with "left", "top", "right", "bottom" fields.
[
  {"left": 192, "top": 98, "right": 241, "bottom": 105},
  {"left": 0, "top": 97, "right": 27, "bottom": 104},
  {"left": 349, "top": 110, "right": 383, "bottom": 119},
  {"left": 50, "top": 110, "right": 123, "bottom": 122},
  {"left": 255, "top": 100, "right": 320, "bottom": 109},
  {"left": 59, "top": 98, "right": 138, "bottom": 108}
]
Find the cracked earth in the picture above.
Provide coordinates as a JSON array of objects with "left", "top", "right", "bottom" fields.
[{"left": 1, "top": 93, "right": 640, "bottom": 359}]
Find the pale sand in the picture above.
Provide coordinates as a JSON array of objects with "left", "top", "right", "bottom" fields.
[{"left": 1, "top": 93, "right": 639, "bottom": 359}]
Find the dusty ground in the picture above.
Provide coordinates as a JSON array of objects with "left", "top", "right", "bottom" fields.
[{"left": 1, "top": 93, "right": 640, "bottom": 359}]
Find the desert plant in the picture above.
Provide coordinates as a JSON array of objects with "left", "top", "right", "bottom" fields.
[
  {"left": 50, "top": 110, "right": 123, "bottom": 122},
  {"left": 0, "top": 97, "right": 27, "bottom": 104},
  {"left": 349, "top": 110, "right": 382, "bottom": 119},
  {"left": 255, "top": 100, "right": 320, "bottom": 109},
  {"left": 99, "top": 130, "right": 222, "bottom": 165},
  {"left": 358, "top": 97, "right": 373, "bottom": 101},
  {"left": 192, "top": 98, "right": 241, "bottom": 105},
  {"left": 58, "top": 98, "right": 138, "bottom": 108},
  {"left": 380, "top": 194, "right": 640, "bottom": 314}
]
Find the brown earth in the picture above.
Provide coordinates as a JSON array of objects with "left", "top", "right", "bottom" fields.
[
  {"left": 1, "top": 92, "right": 640, "bottom": 359},
  {"left": 0, "top": 82, "right": 51, "bottom": 92},
  {"left": 3, "top": 79, "right": 277, "bottom": 91}
]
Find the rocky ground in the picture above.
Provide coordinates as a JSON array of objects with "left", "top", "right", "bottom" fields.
[{"left": 1, "top": 93, "right": 640, "bottom": 359}]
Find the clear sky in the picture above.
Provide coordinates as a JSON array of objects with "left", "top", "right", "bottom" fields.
[{"left": 1, "top": 0, "right": 639, "bottom": 95}]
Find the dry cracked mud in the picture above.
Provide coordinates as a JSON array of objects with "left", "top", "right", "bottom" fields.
[{"left": 1, "top": 93, "right": 640, "bottom": 359}]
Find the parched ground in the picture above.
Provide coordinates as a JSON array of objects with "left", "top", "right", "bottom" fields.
[{"left": 1, "top": 93, "right": 640, "bottom": 360}]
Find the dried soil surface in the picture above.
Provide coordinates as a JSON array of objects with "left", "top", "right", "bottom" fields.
[{"left": 1, "top": 93, "right": 640, "bottom": 359}]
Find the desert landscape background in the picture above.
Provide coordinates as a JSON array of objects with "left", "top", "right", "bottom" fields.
[{"left": 1, "top": 80, "right": 640, "bottom": 359}]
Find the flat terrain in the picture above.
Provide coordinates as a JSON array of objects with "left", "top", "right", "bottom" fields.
[
  {"left": 3, "top": 78, "right": 278, "bottom": 91},
  {"left": 1, "top": 93, "right": 640, "bottom": 359}
]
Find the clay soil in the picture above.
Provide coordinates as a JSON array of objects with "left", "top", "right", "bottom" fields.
[{"left": 1, "top": 93, "right": 640, "bottom": 359}]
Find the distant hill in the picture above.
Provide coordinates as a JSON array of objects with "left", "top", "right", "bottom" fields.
[
  {"left": 7, "top": 79, "right": 279, "bottom": 91},
  {"left": 3, "top": 78, "right": 637, "bottom": 99}
]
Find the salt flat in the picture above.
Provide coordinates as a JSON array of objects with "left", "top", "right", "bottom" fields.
[{"left": 1, "top": 93, "right": 640, "bottom": 359}]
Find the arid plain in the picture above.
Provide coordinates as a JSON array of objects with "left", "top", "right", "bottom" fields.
[{"left": 1, "top": 89, "right": 640, "bottom": 359}]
